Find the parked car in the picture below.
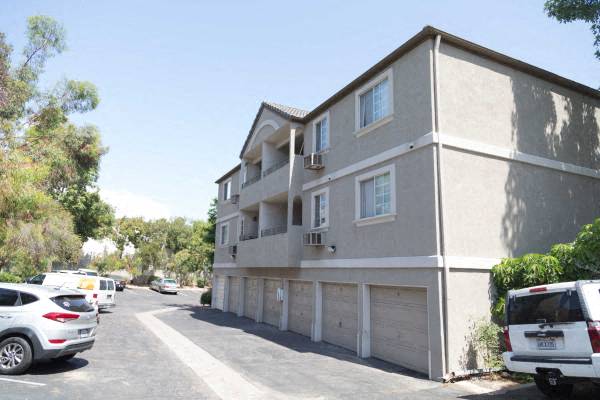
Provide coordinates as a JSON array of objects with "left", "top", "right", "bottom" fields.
[
  {"left": 503, "top": 280, "right": 600, "bottom": 397},
  {"left": 27, "top": 273, "right": 116, "bottom": 310},
  {"left": 150, "top": 278, "right": 178, "bottom": 294},
  {"left": 0, "top": 283, "right": 97, "bottom": 375},
  {"left": 109, "top": 276, "right": 126, "bottom": 291}
]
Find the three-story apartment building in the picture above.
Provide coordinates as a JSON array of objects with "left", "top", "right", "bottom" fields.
[{"left": 212, "top": 26, "right": 600, "bottom": 380}]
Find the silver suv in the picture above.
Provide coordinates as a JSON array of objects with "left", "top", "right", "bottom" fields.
[
  {"left": 503, "top": 280, "right": 600, "bottom": 397},
  {"left": 0, "top": 283, "right": 98, "bottom": 375}
]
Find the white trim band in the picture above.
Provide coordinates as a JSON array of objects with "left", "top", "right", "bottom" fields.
[
  {"left": 216, "top": 212, "right": 239, "bottom": 224},
  {"left": 213, "top": 263, "right": 237, "bottom": 269},
  {"left": 299, "top": 255, "right": 501, "bottom": 270},
  {"left": 302, "top": 132, "right": 600, "bottom": 192}
]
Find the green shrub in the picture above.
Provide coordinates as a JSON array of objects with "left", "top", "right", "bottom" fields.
[
  {"left": 491, "top": 218, "right": 600, "bottom": 320},
  {"left": 196, "top": 277, "right": 206, "bottom": 288},
  {"left": 0, "top": 272, "right": 23, "bottom": 283},
  {"left": 200, "top": 289, "right": 211, "bottom": 306},
  {"left": 472, "top": 319, "right": 504, "bottom": 370}
]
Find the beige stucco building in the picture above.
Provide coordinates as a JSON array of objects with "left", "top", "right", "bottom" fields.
[{"left": 211, "top": 26, "right": 600, "bottom": 380}]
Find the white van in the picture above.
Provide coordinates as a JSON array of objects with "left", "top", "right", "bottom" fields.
[
  {"left": 27, "top": 273, "right": 116, "bottom": 310},
  {"left": 503, "top": 280, "right": 600, "bottom": 397}
]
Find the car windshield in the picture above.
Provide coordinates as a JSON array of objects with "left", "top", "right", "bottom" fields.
[
  {"left": 508, "top": 290, "right": 585, "bottom": 325},
  {"left": 163, "top": 279, "right": 176, "bottom": 284}
]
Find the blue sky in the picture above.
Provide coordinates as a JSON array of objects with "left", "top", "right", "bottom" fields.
[{"left": 1, "top": 0, "right": 597, "bottom": 220}]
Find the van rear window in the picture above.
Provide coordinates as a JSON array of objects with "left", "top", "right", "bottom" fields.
[
  {"left": 508, "top": 290, "right": 584, "bottom": 325},
  {"left": 51, "top": 295, "right": 94, "bottom": 312}
]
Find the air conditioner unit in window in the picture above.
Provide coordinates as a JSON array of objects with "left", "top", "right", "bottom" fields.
[
  {"left": 303, "top": 231, "right": 325, "bottom": 246},
  {"left": 303, "top": 153, "right": 324, "bottom": 170},
  {"left": 228, "top": 245, "right": 237, "bottom": 256},
  {"left": 230, "top": 194, "right": 240, "bottom": 204}
]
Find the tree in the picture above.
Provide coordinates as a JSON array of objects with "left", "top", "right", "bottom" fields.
[
  {"left": 0, "top": 16, "right": 112, "bottom": 278},
  {"left": 545, "top": 0, "right": 600, "bottom": 59},
  {"left": 203, "top": 198, "right": 217, "bottom": 268}
]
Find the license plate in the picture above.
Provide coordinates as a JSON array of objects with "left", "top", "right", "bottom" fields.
[
  {"left": 107, "top": 295, "right": 112, "bottom": 299},
  {"left": 79, "top": 328, "right": 90, "bottom": 338},
  {"left": 537, "top": 338, "right": 556, "bottom": 350}
]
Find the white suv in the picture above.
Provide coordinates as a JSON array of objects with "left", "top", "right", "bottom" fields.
[
  {"left": 503, "top": 280, "right": 600, "bottom": 397},
  {"left": 0, "top": 283, "right": 98, "bottom": 375}
]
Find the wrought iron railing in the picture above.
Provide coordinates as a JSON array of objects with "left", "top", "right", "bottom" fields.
[
  {"left": 260, "top": 225, "right": 288, "bottom": 238},
  {"left": 262, "top": 159, "right": 289, "bottom": 178},
  {"left": 241, "top": 175, "right": 260, "bottom": 189},
  {"left": 239, "top": 232, "right": 259, "bottom": 241},
  {"left": 230, "top": 194, "right": 240, "bottom": 204}
]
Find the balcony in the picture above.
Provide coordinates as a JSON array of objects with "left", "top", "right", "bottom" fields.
[
  {"left": 241, "top": 175, "right": 260, "bottom": 189},
  {"left": 260, "top": 225, "right": 287, "bottom": 237},
  {"left": 262, "top": 158, "right": 289, "bottom": 178},
  {"left": 236, "top": 226, "right": 303, "bottom": 268},
  {"left": 239, "top": 232, "right": 259, "bottom": 241}
]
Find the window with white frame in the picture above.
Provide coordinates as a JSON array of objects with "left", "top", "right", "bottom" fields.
[
  {"left": 355, "top": 69, "right": 393, "bottom": 132},
  {"left": 314, "top": 113, "right": 329, "bottom": 153},
  {"left": 220, "top": 223, "right": 229, "bottom": 246},
  {"left": 222, "top": 180, "right": 231, "bottom": 201},
  {"left": 311, "top": 187, "right": 329, "bottom": 229},
  {"left": 354, "top": 164, "right": 396, "bottom": 224}
]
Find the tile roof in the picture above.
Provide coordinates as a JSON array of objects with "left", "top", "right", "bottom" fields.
[{"left": 262, "top": 101, "right": 309, "bottom": 120}]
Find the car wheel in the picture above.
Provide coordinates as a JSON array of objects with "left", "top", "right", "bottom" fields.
[
  {"left": 53, "top": 354, "right": 76, "bottom": 363},
  {"left": 534, "top": 375, "right": 573, "bottom": 398},
  {"left": 0, "top": 337, "right": 33, "bottom": 375}
]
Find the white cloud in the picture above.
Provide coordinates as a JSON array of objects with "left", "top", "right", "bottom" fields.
[{"left": 101, "top": 189, "right": 171, "bottom": 220}]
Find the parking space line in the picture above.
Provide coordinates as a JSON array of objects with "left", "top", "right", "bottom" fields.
[
  {"left": 136, "top": 308, "right": 286, "bottom": 400},
  {"left": 0, "top": 377, "right": 46, "bottom": 386}
]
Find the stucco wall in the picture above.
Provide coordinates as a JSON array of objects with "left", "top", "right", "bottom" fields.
[
  {"left": 438, "top": 42, "right": 600, "bottom": 169},
  {"left": 302, "top": 40, "right": 433, "bottom": 178},
  {"left": 217, "top": 169, "right": 240, "bottom": 217},
  {"left": 303, "top": 147, "right": 438, "bottom": 260}
]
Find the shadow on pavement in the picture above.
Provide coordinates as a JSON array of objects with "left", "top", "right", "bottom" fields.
[
  {"left": 27, "top": 357, "right": 89, "bottom": 375},
  {"left": 162, "top": 304, "right": 429, "bottom": 381},
  {"left": 458, "top": 381, "right": 600, "bottom": 399}
]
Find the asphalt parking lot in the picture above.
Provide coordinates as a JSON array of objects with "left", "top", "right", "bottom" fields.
[{"left": 2, "top": 287, "right": 599, "bottom": 400}]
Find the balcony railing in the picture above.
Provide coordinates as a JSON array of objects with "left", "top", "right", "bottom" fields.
[
  {"left": 230, "top": 194, "right": 240, "bottom": 204},
  {"left": 241, "top": 175, "right": 260, "bottom": 189},
  {"left": 260, "top": 225, "right": 287, "bottom": 238},
  {"left": 239, "top": 232, "right": 259, "bottom": 241},
  {"left": 262, "top": 159, "right": 289, "bottom": 178}
]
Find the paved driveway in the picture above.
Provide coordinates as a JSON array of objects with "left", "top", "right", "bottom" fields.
[{"left": 2, "top": 288, "right": 599, "bottom": 399}]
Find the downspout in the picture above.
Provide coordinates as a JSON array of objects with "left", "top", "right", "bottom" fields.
[{"left": 432, "top": 34, "right": 450, "bottom": 378}]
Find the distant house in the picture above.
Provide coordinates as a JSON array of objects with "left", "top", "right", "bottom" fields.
[{"left": 211, "top": 26, "right": 600, "bottom": 380}]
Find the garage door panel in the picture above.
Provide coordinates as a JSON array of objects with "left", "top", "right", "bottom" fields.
[
  {"left": 322, "top": 283, "right": 358, "bottom": 351},
  {"left": 214, "top": 275, "right": 225, "bottom": 310},
  {"left": 227, "top": 277, "right": 239, "bottom": 313},
  {"left": 244, "top": 278, "right": 258, "bottom": 319},
  {"left": 288, "top": 281, "right": 313, "bottom": 337},
  {"left": 263, "top": 279, "right": 281, "bottom": 327},
  {"left": 371, "top": 286, "right": 429, "bottom": 375}
]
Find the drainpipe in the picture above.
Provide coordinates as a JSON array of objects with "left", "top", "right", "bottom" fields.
[{"left": 432, "top": 34, "right": 450, "bottom": 379}]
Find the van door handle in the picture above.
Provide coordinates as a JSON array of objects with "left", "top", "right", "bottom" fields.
[{"left": 0, "top": 315, "right": 13, "bottom": 319}]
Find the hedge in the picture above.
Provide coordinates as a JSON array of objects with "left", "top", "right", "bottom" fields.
[{"left": 491, "top": 218, "right": 600, "bottom": 320}]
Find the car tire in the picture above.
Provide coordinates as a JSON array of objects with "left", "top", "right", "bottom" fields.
[
  {"left": 0, "top": 336, "right": 33, "bottom": 375},
  {"left": 53, "top": 354, "right": 76, "bottom": 363},
  {"left": 534, "top": 375, "right": 573, "bottom": 398}
]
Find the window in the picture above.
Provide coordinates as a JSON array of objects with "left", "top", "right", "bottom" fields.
[
  {"left": 19, "top": 292, "right": 38, "bottom": 305},
  {"left": 508, "top": 291, "right": 584, "bottom": 325},
  {"left": 311, "top": 187, "right": 329, "bottom": 229},
  {"left": 354, "top": 164, "right": 396, "bottom": 225},
  {"left": 0, "top": 288, "right": 19, "bottom": 306},
  {"left": 222, "top": 180, "right": 231, "bottom": 201},
  {"left": 313, "top": 113, "right": 329, "bottom": 153},
  {"left": 28, "top": 274, "right": 45, "bottom": 285},
  {"left": 359, "top": 79, "right": 389, "bottom": 128},
  {"left": 355, "top": 69, "right": 393, "bottom": 134},
  {"left": 220, "top": 223, "right": 229, "bottom": 246},
  {"left": 107, "top": 280, "right": 115, "bottom": 291},
  {"left": 100, "top": 280, "right": 107, "bottom": 290}
]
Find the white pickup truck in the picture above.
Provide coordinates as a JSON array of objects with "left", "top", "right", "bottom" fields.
[{"left": 503, "top": 280, "right": 600, "bottom": 397}]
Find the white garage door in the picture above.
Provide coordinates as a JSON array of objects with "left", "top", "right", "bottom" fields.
[
  {"left": 227, "top": 276, "right": 240, "bottom": 314},
  {"left": 288, "top": 281, "right": 313, "bottom": 337},
  {"left": 263, "top": 279, "right": 281, "bottom": 328},
  {"left": 370, "top": 286, "right": 429, "bottom": 374},
  {"left": 244, "top": 278, "right": 258, "bottom": 320},
  {"left": 322, "top": 283, "right": 358, "bottom": 351},
  {"left": 213, "top": 275, "right": 225, "bottom": 310}
]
